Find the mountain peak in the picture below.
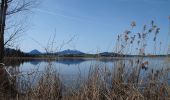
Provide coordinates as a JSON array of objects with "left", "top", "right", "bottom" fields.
[
  {"left": 29, "top": 49, "right": 42, "bottom": 55},
  {"left": 58, "top": 49, "right": 85, "bottom": 55}
]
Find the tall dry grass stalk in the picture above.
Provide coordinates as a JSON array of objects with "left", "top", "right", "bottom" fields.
[{"left": 17, "top": 60, "right": 169, "bottom": 100}]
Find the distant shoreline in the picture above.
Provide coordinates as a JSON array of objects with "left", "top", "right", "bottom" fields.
[{"left": 4, "top": 55, "right": 169, "bottom": 60}]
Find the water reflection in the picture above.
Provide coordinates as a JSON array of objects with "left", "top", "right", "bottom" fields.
[
  {"left": 57, "top": 58, "right": 87, "bottom": 65},
  {"left": 4, "top": 58, "right": 90, "bottom": 67},
  {"left": 30, "top": 59, "right": 42, "bottom": 65},
  {"left": 1, "top": 57, "right": 170, "bottom": 97},
  {"left": 3, "top": 58, "right": 129, "bottom": 67},
  {"left": 4, "top": 57, "right": 168, "bottom": 81}
]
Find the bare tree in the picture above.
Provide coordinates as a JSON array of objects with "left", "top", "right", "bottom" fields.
[{"left": 0, "top": 0, "right": 36, "bottom": 62}]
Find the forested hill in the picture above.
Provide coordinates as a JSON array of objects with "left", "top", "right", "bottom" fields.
[{"left": 4, "top": 48, "right": 28, "bottom": 57}]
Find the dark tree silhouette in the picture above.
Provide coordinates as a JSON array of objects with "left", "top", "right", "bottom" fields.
[{"left": 0, "top": 0, "right": 36, "bottom": 62}]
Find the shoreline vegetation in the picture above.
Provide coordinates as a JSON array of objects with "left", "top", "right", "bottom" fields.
[
  {"left": 4, "top": 47, "right": 170, "bottom": 59},
  {"left": 4, "top": 54, "right": 170, "bottom": 60}
]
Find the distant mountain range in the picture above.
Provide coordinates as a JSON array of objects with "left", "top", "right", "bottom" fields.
[
  {"left": 6, "top": 48, "right": 168, "bottom": 57},
  {"left": 57, "top": 49, "right": 85, "bottom": 55},
  {"left": 28, "top": 49, "right": 84, "bottom": 55},
  {"left": 28, "top": 49, "right": 122, "bottom": 57}
]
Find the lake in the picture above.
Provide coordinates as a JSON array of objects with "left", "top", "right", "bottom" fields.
[
  {"left": 0, "top": 56, "right": 169, "bottom": 99},
  {"left": 5, "top": 57, "right": 170, "bottom": 87}
]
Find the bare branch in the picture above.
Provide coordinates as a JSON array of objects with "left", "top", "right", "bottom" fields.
[
  {"left": 4, "top": 27, "right": 22, "bottom": 46},
  {"left": 4, "top": 21, "right": 25, "bottom": 47},
  {"left": 6, "top": 0, "right": 35, "bottom": 15}
]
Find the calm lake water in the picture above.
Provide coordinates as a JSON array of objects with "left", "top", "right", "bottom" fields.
[{"left": 5, "top": 57, "right": 170, "bottom": 87}]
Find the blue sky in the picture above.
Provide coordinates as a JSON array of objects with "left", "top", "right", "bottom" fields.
[{"left": 19, "top": 0, "right": 170, "bottom": 54}]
